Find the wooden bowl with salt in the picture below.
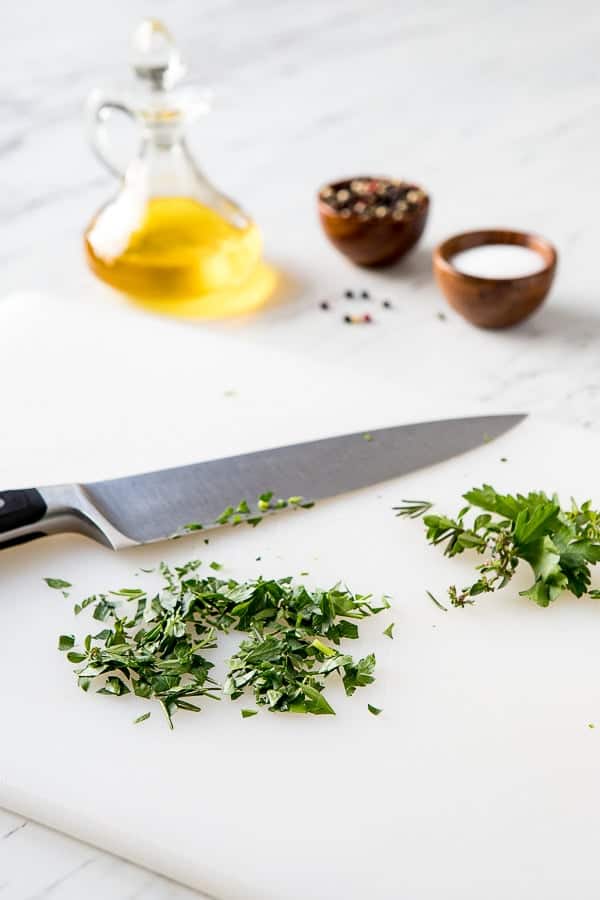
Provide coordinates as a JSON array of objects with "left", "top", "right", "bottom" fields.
[
  {"left": 433, "top": 229, "right": 558, "bottom": 328},
  {"left": 318, "top": 176, "right": 429, "bottom": 267}
]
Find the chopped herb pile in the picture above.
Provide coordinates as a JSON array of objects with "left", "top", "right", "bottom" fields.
[
  {"left": 396, "top": 486, "right": 600, "bottom": 607},
  {"left": 226, "top": 632, "right": 377, "bottom": 716},
  {"left": 53, "top": 561, "right": 388, "bottom": 727}
]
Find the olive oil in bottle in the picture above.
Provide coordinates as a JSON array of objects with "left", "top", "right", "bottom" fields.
[{"left": 84, "top": 19, "right": 274, "bottom": 318}]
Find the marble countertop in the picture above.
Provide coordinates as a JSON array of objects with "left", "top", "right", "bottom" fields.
[{"left": 2, "top": 0, "right": 600, "bottom": 896}]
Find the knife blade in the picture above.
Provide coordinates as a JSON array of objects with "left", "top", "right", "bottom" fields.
[{"left": 0, "top": 414, "right": 525, "bottom": 551}]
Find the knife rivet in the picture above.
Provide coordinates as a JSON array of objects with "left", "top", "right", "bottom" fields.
[{"left": 0, "top": 498, "right": 5, "bottom": 510}]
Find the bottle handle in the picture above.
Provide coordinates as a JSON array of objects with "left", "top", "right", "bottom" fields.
[{"left": 86, "top": 89, "right": 135, "bottom": 179}]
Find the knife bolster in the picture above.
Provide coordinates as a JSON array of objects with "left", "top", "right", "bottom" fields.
[
  {"left": 0, "top": 484, "right": 135, "bottom": 551},
  {"left": 38, "top": 484, "right": 137, "bottom": 550}
]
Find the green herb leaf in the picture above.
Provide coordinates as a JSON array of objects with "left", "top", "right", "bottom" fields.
[
  {"left": 44, "top": 577, "right": 72, "bottom": 590},
  {"left": 342, "top": 653, "right": 376, "bottom": 696},
  {"left": 241, "top": 708, "right": 259, "bottom": 718},
  {"left": 92, "top": 597, "right": 118, "bottom": 621},
  {"left": 134, "top": 712, "right": 151, "bottom": 725},
  {"left": 383, "top": 623, "right": 394, "bottom": 639},
  {"left": 302, "top": 684, "right": 335, "bottom": 716},
  {"left": 98, "top": 676, "right": 130, "bottom": 696},
  {"left": 368, "top": 704, "right": 383, "bottom": 716},
  {"left": 58, "top": 634, "right": 75, "bottom": 651},
  {"left": 426, "top": 590, "right": 448, "bottom": 612}
]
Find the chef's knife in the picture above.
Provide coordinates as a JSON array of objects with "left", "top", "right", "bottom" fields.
[{"left": 0, "top": 414, "right": 524, "bottom": 551}]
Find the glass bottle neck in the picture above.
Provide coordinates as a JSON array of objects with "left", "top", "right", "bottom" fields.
[
  {"left": 119, "top": 121, "right": 249, "bottom": 229},
  {"left": 137, "top": 124, "right": 196, "bottom": 194}
]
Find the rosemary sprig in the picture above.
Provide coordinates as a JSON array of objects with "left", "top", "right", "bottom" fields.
[{"left": 392, "top": 499, "right": 433, "bottom": 519}]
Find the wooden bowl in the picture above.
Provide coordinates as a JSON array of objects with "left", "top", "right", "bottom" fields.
[
  {"left": 433, "top": 229, "right": 557, "bottom": 329},
  {"left": 318, "top": 177, "right": 429, "bottom": 267}
]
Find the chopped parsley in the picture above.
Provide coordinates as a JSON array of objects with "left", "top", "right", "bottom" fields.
[{"left": 53, "top": 562, "right": 388, "bottom": 727}]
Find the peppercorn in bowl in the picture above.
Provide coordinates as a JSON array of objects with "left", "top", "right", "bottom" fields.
[{"left": 318, "top": 176, "right": 429, "bottom": 267}]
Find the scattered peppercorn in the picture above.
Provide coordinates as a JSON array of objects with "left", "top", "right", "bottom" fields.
[
  {"left": 319, "top": 290, "right": 396, "bottom": 323},
  {"left": 344, "top": 313, "right": 372, "bottom": 325}
]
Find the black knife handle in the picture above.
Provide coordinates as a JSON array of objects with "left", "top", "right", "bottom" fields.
[{"left": 0, "top": 489, "right": 47, "bottom": 540}]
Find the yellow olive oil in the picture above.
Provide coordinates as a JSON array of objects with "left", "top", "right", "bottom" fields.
[{"left": 85, "top": 196, "right": 274, "bottom": 318}]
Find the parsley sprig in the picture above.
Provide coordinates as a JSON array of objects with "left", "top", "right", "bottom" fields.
[
  {"left": 54, "top": 561, "right": 387, "bottom": 726},
  {"left": 396, "top": 485, "right": 600, "bottom": 607}
]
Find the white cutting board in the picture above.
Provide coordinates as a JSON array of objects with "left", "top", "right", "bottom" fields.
[{"left": 2, "top": 294, "right": 600, "bottom": 899}]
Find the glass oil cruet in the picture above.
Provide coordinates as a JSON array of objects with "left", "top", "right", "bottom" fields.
[{"left": 84, "top": 19, "right": 275, "bottom": 318}]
